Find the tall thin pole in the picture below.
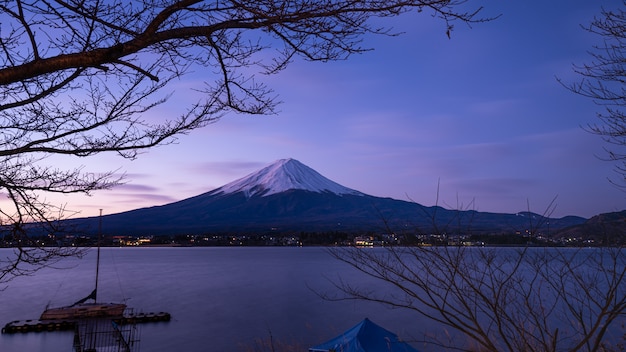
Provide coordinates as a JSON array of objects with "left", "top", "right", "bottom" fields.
[{"left": 95, "top": 209, "right": 102, "bottom": 303}]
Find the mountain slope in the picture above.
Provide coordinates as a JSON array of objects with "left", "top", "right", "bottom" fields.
[
  {"left": 554, "top": 210, "right": 626, "bottom": 244},
  {"left": 67, "top": 159, "right": 587, "bottom": 236},
  {"left": 210, "top": 158, "right": 363, "bottom": 198}
]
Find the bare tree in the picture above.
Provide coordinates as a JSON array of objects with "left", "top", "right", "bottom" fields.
[
  {"left": 324, "top": 201, "right": 626, "bottom": 352},
  {"left": 327, "top": 246, "right": 626, "bottom": 352},
  {"left": 561, "top": 1, "right": 626, "bottom": 186},
  {"left": 0, "top": 1, "right": 487, "bottom": 282}
]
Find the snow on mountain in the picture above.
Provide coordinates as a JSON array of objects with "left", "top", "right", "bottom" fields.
[{"left": 211, "top": 158, "right": 364, "bottom": 198}]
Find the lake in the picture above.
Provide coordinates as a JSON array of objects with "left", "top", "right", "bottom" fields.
[
  {"left": 0, "top": 247, "right": 431, "bottom": 352},
  {"left": 1, "top": 246, "right": 624, "bottom": 352}
]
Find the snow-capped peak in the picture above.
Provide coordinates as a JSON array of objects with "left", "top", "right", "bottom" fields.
[{"left": 211, "top": 158, "right": 363, "bottom": 198}]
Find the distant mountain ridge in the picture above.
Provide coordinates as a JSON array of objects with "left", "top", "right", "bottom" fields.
[
  {"left": 554, "top": 210, "right": 626, "bottom": 244},
  {"left": 68, "top": 159, "right": 587, "bottom": 236}
]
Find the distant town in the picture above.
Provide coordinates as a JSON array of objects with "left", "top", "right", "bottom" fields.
[{"left": 1, "top": 230, "right": 615, "bottom": 248}]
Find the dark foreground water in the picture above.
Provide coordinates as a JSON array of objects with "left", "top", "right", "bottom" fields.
[{"left": 0, "top": 247, "right": 429, "bottom": 352}]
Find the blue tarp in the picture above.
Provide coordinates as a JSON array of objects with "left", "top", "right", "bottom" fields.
[{"left": 309, "top": 318, "right": 420, "bottom": 352}]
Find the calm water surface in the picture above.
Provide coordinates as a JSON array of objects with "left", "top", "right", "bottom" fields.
[{"left": 0, "top": 247, "right": 427, "bottom": 351}]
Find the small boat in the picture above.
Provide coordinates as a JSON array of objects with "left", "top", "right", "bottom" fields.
[
  {"left": 40, "top": 290, "right": 126, "bottom": 320},
  {"left": 40, "top": 210, "right": 126, "bottom": 321},
  {"left": 40, "top": 302, "right": 126, "bottom": 320}
]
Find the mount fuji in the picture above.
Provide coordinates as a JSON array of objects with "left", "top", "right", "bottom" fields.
[
  {"left": 69, "top": 158, "right": 586, "bottom": 235},
  {"left": 209, "top": 158, "right": 364, "bottom": 198}
]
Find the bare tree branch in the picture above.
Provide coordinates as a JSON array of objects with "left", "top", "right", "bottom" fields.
[
  {"left": 321, "top": 196, "right": 625, "bottom": 351},
  {"left": 0, "top": 1, "right": 490, "bottom": 286},
  {"left": 561, "top": 1, "right": 626, "bottom": 187}
]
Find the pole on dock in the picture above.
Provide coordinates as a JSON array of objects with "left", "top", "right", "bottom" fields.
[{"left": 94, "top": 209, "right": 102, "bottom": 303}]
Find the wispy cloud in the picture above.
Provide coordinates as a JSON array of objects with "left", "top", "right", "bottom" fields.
[
  {"left": 187, "top": 160, "right": 268, "bottom": 179},
  {"left": 114, "top": 183, "right": 161, "bottom": 193},
  {"left": 108, "top": 193, "right": 179, "bottom": 205}
]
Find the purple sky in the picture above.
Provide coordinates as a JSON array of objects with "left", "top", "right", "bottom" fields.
[{"left": 50, "top": 0, "right": 624, "bottom": 219}]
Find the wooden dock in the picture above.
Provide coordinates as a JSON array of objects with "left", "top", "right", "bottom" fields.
[{"left": 2, "top": 311, "right": 171, "bottom": 334}]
